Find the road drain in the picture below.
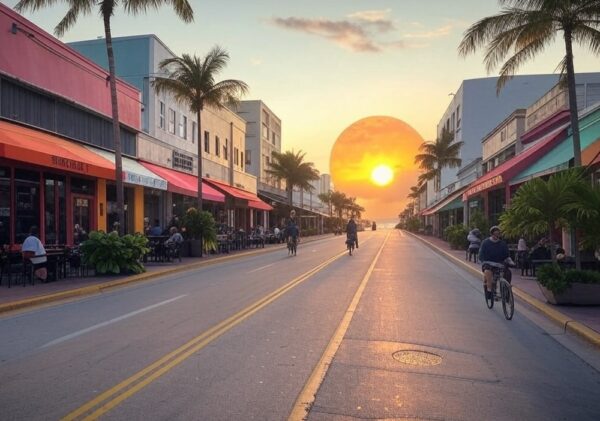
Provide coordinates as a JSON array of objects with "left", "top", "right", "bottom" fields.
[{"left": 392, "top": 350, "right": 442, "bottom": 366}]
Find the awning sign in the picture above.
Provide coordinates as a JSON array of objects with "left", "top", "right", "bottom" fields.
[
  {"left": 123, "top": 172, "right": 168, "bottom": 190},
  {"left": 465, "top": 175, "right": 503, "bottom": 197}
]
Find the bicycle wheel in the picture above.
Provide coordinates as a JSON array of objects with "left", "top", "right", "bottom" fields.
[
  {"left": 500, "top": 279, "right": 514, "bottom": 320},
  {"left": 484, "top": 283, "right": 494, "bottom": 309}
]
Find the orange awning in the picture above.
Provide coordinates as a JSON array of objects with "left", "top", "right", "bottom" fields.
[{"left": 0, "top": 120, "right": 114, "bottom": 179}]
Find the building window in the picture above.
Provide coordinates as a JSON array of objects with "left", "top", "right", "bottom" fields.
[
  {"left": 272, "top": 132, "right": 276, "bottom": 144},
  {"left": 15, "top": 169, "right": 40, "bottom": 244},
  {"left": 168, "top": 109, "right": 176, "bottom": 134},
  {"left": 215, "top": 136, "right": 220, "bottom": 157},
  {"left": 192, "top": 121, "right": 197, "bottom": 143},
  {"left": 262, "top": 123, "right": 269, "bottom": 140},
  {"left": 179, "top": 115, "right": 187, "bottom": 139},
  {"left": 204, "top": 131, "right": 210, "bottom": 153},
  {"left": 223, "top": 139, "right": 228, "bottom": 160},
  {"left": 234, "top": 147, "right": 239, "bottom": 165},
  {"left": 173, "top": 151, "right": 193, "bottom": 172},
  {"left": 159, "top": 101, "right": 165, "bottom": 129},
  {"left": 262, "top": 110, "right": 269, "bottom": 125},
  {"left": 500, "top": 131, "right": 506, "bottom": 142},
  {"left": 240, "top": 152, "right": 244, "bottom": 170},
  {"left": 245, "top": 150, "right": 251, "bottom": 166}
]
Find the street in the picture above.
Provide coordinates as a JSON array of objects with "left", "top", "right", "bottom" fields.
[{"left": 1, "top": 230, "right": 599, "bottom": 420}]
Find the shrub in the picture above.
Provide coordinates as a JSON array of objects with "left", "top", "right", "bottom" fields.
[
  {"left": 444, "top": 224, "right": 469, "bottom": 250},
  {"left": 80, "top": 231, "right": 149, "bottom": 275},
  {"left": 182, "top": 208, "right": 218, "bottom": 252},
  {"left": 537, "top": 264, "right": 600, "bottom": 294},
  {"left": 469, "top": 210, "right": 489, "bottom": 238},
  {"left": 406, "top": 216, "right": 421, "bottom": 233}
]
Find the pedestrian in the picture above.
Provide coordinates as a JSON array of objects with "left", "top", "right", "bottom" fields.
[
  {"left": 467, "top": 228, "right": 482, "bottom": 262},
  {"left": 21, "top": 226, "right": 47, "bottom": 282}
]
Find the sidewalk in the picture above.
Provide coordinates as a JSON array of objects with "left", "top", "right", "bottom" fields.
[
  {"left": 412, "top": 232, "right": 600, "bottom": 347},
  {"left": 0, "top": 234, "right": 332, "bottom": 313}
]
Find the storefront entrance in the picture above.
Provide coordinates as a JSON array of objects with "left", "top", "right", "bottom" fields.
[{"left": 73, "top": 196, "right": 94, "bottom": 238}]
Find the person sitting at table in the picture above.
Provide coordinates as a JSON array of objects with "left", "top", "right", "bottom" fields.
[
  {"left": 73, "top": 224, "right": 88, "bottom": 245},
  {"left": 165, "top": 226, "right": 184, "bottom": 246},
  {"left": 149, "top": 219, "right": 163, "bottom": 236},
  {"left": 22, "top": 226, "right": 47, "bottom": 281},
  {"left": 530, "top": 237, "right": 551, "bottom": 260}
]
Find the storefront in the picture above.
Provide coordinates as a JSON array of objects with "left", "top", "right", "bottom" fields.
[
  {"left": 0, "top": 120, "right": 114, "bottom": 246},
  {"left": 421, "top": 186, "right": 467, "bottom": 236}
]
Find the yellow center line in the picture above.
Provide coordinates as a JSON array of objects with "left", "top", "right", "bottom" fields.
[
  {"left": 62, "top": 243, "right": 363, "bottom": 421},
  {"left": 288, "top": 231, "right": 390, "bottom": 421}
]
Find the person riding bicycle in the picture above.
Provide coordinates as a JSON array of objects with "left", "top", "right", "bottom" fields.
[
  {"left": 285, "top": 210, "right": 300, "bottom": 247},
  {"left": 479, "top": 225, "right": 512, "bottom": 300},
  {"left": 346, "top": 215, "right": 358, "bottom": 249}
]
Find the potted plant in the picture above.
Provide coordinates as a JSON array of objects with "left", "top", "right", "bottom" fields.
[
  {"left": 80, "top": 231, "right": 149, "bottom": 275},
  {"left": 536, "top": 264, "right": 600, "bottom": 305},
  {"left": 182, "top": 208, "right": 218, "bottom": 257},
  {"left": 444, "top": 224, "right": 469, "bottom": 250}
]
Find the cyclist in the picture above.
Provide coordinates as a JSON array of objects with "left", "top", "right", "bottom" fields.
[
  {"left": 285, "top": 210, "right": 300, "bottom": 254},
  {"left": 346, "top": 215, "right": 358, "bottom": 249},
  {"left": 479, "top": 225, "right": 512, "bottom": 300}
]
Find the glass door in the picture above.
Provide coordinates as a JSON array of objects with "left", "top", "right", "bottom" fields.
[{"left": 73, "top": 196, "right": 93, "bottom": 243}]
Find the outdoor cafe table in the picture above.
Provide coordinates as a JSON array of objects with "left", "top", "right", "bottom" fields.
[{"left": 146, "top": 236, "right": 170, "bottom": 262}]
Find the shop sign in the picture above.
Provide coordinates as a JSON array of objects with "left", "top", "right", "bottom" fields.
[
  {"left": 51, "top": 156, "right": 89, "bottom": 173},
  {"left": 123, "top": 172, "right": 167, "bottom": 190},
  {"left": 465, "top": 175, "right": 503, "bottom": 197}
]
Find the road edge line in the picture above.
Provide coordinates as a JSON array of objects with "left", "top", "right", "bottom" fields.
[
  {"left": 288, "top": 232, "right": 390, "bottom": 421},
  {"left": 407, "top": 230, "right": 600, "bottom": 349}
]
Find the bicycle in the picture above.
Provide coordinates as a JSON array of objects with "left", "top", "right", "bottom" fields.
[
  {"left": 482, "top": 261, "right": 514, "bottom": 320},
  {"left": 346, "top": 234, "right": 356, "bottom": 256},
  {"left": 287, "top": 236, "right": 298, "bottom": 256}
]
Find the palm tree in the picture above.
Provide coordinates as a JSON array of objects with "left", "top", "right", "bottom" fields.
[
  {"left": 459, "top": 0, "right": 600, "bottom": 167},
  {"left": 414, "top": 128, "right": 463, "bottom": 191},
  {"left": 318, "top": 191, "right": 333, "bottom": 217},
  {"left": 329, "top": 191, "right": 349, "bottom": 220},
  {"left": 152, "top": 48, "right": 248, "bottom": 209},
  {"left": 16, "top": 0, "right": 194, "bottom": 234},
  {"left": 500, "top": 168, "right": 584, "bottom": 261},
  {"left": 266, "top": 150, "right": 320, "bottom": 207},
  {"left": 347, "top": 197, "right": 365, "bottom": 219}
]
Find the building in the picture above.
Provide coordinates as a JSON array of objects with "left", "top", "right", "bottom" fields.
[
  {"left": 0, "top": 4, "right": 168, "bottom": 245},
  {"left": 69, "top": 35, "right": 271, "bottom": 230}
]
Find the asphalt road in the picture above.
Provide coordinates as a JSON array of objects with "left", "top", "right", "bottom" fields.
[{"left": 0, "top": 230, "right": 599, "bottom": 421}]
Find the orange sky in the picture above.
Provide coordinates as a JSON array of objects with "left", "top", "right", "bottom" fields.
[{"left": 330, "top": 116, "right": 423, "bottom": 219}]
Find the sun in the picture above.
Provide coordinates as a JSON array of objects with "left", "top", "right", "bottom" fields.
[{"left": 371, "top": 164, "right": 394, "bottom": 186}]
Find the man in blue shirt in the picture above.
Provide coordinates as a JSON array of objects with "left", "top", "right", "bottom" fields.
[{"left": 479, "top": 226, "right": 510, "bottom": 299}]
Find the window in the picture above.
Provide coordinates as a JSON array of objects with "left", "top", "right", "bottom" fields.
[
  {"left": 204, "top": 131, "right": 210, "bottom": 153},
  {"left": 245, "top": 150, "right": 251, "bottom": 166},
  {"left": 223, "top": 139, "right": 228, "bottom": 160},
  {"left": 173, "top": 151, "right": 193, "bottom": 172},
  {"left": 179, "top": 115, "right": 187, "bottom": 139},
  {"left": 234, "top": 147, "right": 239, "bottom": 165},
  {"left": 262, "top": 110, "right": 270, "bottom": 125},
  {"left": 262, "top": 123, "right": 269, "bottom": 140},
  {"left": 159, "top": 101, "right": 165, "bottom": 129},
  {"left": 168, "top": 108, "right": 176, "bottom": 134},
  {"left": 500, "top": 131, "right": 506, "bottom": 142},
  {"left": 192, "top": 121, "right": 197, "bottom": 143},
  {"left": 272, "top": 132, "right": 276, "bottom": 144},
  {"left": 0, "top": 166, "right": 11, "bottom": 246},
  {"left": 14, "top": 169, "right": 40, "bottom": 244},
  {"left": 215, "top": 136, "right": 221, "bottom": 157},
  {"left": 240, "top": 152, "right": 244, "bottom": 170}
]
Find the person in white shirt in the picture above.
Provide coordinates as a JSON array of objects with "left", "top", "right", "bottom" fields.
[{"left": 21, "top": 226, "right": 47, "bottom": 281}]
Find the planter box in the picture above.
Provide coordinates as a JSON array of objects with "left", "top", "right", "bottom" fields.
[
  {"left": 538, "top": 282, "right": 600, "bottom": 305},
  {"left": 179, "top": 241, "right": 190, "bottom": 258},
  {"left": 189, "top": 239, "right": 203, "bottom": 257}
]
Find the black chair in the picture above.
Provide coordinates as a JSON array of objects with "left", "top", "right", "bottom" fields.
[{"left": 166, "top": 242, "right": 182, "bottom": 262}]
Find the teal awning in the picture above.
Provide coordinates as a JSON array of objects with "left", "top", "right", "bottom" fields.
[
  {"left": 511, "top": 107, "right": 600, "bottom": 185},
  {"left": 438, "top": 196, "right": 463, "bottom": 212}
]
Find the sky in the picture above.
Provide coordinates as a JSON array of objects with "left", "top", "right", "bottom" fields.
[{"left": 6, "top": 0, "right": 600, "bottom": 218}]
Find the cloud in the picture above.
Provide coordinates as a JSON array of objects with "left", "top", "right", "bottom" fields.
[
  {"left": 403, "top": 24, "right": 454, "bottom": 39},
  {"left": 271, "top": 17, "right": 381, "bottom": 52},
  {"left": 346, "top": 9, "right": 395, "bottom": 32}
]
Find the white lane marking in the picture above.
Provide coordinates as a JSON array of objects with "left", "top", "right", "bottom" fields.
[
  {"left": 248, "top": 263, "right": 276, "bottom": 273},
  {"left": 41, "top": 295, "right": 188, "bottom": 348},
  {"left": 399, "top": 230, "right": 405, "bottom": 237}
]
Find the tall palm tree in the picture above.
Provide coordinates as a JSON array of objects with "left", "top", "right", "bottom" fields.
[
  {"left": 459, "top": 0, "right": 600, "bottom": 167},
  {"left": 152, "top": 48, "right": 248, "bottom": 209},
  {"left": 16, "top": 0, "right": 194, "bottom": 234},
  {"left": 318, "top": 191, "right": 333, "bottom": 217},
  {"left": 414, "top": 128, "right": 463, "bottom": 191},
  {"left": 347, "top": 197, "right": 365, "bottom": 219},
  {"left": 329, "top": 191, "right": 349, "bottom": 220},
  {"left": 266, "top": 150, "right": 320, "bottom": 207}
]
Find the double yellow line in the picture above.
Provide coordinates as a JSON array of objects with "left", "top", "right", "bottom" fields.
[{"left": 62, "top": 249, "right": 350, "bottom": 420}]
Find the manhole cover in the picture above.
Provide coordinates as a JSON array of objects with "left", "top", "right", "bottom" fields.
[{"left": 392, "top": 350, "right": 442, "bottom": 366}]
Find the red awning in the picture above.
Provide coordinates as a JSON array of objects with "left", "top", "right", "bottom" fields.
[
  {"left": 139, "top": 162, "right": 225, "bottom": 203},
  {"left": 204, "top": 178, "right": 273, "bottom": 211},
  {"left": 463, "top": 126, "right": 568, "bottom": 200},
  {"left": 0, "top": 120, "right": 114, "bottom": 179}
]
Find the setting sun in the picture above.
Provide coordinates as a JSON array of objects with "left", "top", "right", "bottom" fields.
[{"left": 371, "top": 165, "right": 394, "bottom": 186}]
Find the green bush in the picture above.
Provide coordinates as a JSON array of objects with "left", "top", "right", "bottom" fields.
[
  {"left": 469, "top": 210, "right": 489, "bottom": 238},
  {"left": 537, "top": 264, "right": 600, "bottom": 294},
  {"left": 80, "top": 231, "right": 149, "bottom": 275},
  {"left": 182, "top": 208, "right": 217, "bottom": 252},
  {"left": 406, "top": 216, "right": 421, "bottom": 232},
  {"left": 444, "top": 224, "right": 469, "bottom": 250}
]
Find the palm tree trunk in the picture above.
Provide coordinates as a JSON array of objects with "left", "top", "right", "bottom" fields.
[
  {"left": 197, "top": 110, "right": 203, "bottom": 210},
  {"left": 564, "top": 29, "right": 582, "bottom": 270},
  {"left": 287, "top": 185, "right": 293, "bottom": 207},
  {"left": 103, "top": 13, "right": 124, "bottom": 235},
  {"left": 564, "top": 29, "right": 582, "bottom": 167}
]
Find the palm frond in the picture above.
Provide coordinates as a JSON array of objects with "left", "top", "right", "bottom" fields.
[{"left": 124, "top": 0, "right": 194, "bottom": 22}]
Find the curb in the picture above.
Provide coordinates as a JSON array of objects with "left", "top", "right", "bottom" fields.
[
  {"left": 0, "top": 235, "right": 330, "bottom": 315},
  {"left": 407, "top": 231, "right": 600, "bottom": 349}
]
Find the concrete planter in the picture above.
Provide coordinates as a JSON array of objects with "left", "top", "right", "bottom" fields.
[
  {"left": 538, "top": 282, "right": 600, "bottom": 305},
  {"left": 189, "top": 239, "right": 203, "bottom": 257}
]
